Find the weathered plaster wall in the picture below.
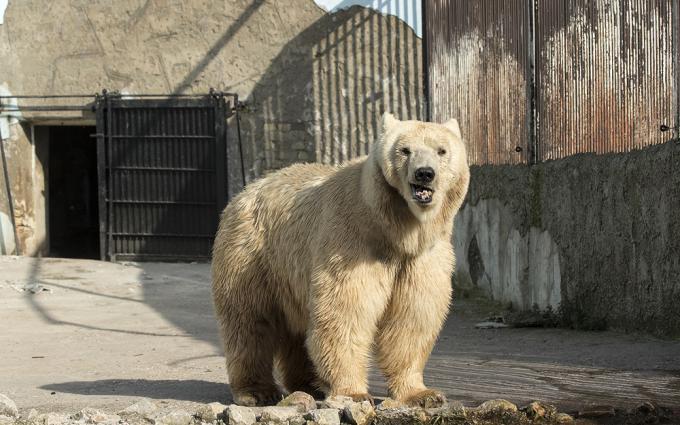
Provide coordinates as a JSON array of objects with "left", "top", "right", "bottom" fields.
[
  {"left": 0, "top": 123, "right": 46, "bottom": 255},
  {"left": 456, "top": 140, "right": 680, "bottom": 336},
  {"left": 0, "top": 0, "right": 423, "bottom": 254}
]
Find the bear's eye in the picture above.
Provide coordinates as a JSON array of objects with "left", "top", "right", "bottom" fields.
[
  {"left": 400, "top": 147, "right": 411, "bottom": 156},
  {"left": 438, "top": 148, "right": 447, "bottom": 156}
]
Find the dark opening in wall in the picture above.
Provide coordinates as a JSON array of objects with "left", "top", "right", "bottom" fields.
[{"left": 48, "top": 126, "right": 99, "bottom": 259}]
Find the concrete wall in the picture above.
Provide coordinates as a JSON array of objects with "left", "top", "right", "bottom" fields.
[
  {"left": 454, "top": 139, "right": 680, "bottom": 337},
  {"left": 0, "top": 0, "right": 423, "bottom": 254}
]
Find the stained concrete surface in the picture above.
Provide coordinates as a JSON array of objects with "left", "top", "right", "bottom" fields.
[
  {"left": 0, "top": 256, "right": 678, "bottom": 415},
  {"left": 457, "top": 140, "right": 680, "bottom": 337}
]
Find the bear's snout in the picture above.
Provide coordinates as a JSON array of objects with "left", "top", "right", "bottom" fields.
[{"left": 415, "top": 166, "right": 435, "bottom": 183}]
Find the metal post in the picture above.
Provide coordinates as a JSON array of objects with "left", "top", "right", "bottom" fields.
[
  {"left": 235, "top": 96, "right": 246, "bottom": 188},
  {"left": 673, "top": 0, "right": 680, "bottom": 140},
  {"left": 422, "top": 0, "right": 430, "bottom": 122},
  {"left": 527, "top": 0, "right": 538, "bottom": 164},
  {"left": 95, "top": 93, "right": 107, "bottom": 261},
  {"left": 214, "top": 92, "right": 227, "bottom": 211},
  {"left": 106, "top": 91, "right": 115, "bottom": 261}
]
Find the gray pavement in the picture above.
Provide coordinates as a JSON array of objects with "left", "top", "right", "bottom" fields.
[{"left": 0, "top": 256, "right": 678, "bottom": 414}]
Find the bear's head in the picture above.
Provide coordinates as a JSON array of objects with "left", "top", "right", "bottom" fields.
[{"left": 376, "top": 112, "right": 469, "bottom": 222}]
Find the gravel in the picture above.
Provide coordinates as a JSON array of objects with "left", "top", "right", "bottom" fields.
[{"left": 0, "top": 393, "right": 672, "bottom": 425}]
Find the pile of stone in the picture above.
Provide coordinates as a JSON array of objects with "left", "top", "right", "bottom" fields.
[{"left": 1, "top": 391, "right": 672, "bottom": 425}]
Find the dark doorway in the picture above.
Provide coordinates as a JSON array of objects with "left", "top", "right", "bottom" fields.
[{"left": 48, "top": 126, "right": 99, "bottom": 259}]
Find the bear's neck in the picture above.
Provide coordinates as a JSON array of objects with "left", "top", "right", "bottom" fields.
[{"left": 359, "top": 155, "right": 454, "bottom": 258}]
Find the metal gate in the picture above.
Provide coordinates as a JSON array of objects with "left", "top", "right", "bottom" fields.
[{"left": 95, "top": 92, "right": 230, "bottom": 261}]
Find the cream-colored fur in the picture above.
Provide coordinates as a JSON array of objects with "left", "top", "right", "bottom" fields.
[{"left": 211, "top": 113, "right": 470, "bottom": 407}]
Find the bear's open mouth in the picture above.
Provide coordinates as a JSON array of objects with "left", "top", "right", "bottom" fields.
[{"left": 410, "top": 184, "right": 434, "bottom": 204}]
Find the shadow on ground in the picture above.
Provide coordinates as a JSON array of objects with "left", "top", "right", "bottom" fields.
[{"left": 40, "top": 380, "right": 230, "bottom": 404}]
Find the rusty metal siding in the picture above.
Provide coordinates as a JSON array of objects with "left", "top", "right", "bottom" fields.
[
  {"left": 426, "top": 0, "right": 678, "bottom": 164},
  {"left": 535, "top": 0, "right": 677, "bottom": 160},
  {"left": 426, "top": 0, "right": 532, "bottom": 165}
]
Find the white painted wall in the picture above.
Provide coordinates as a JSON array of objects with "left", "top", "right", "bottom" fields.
[
  {"left": 0, "top": 0, "right": 7, "bottom": 25},
  {"left": 454, "top": 199, "right": 562, "bottom": 310},
  {"left": 314, "top": 0, "right": 422, "bottom": 37},
  {"left": 0, "top": 212, "right": 15, "bottom": 254}
]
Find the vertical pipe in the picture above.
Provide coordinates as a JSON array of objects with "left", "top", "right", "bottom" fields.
[
  {"left": 215, "top": 95, "right": 227, "bottom": 212},
  {"left": 95, "top": 95, "right": 107, "bottom": 261},
  {"left": 528, "top": 0, "right": 538, "bottom": 164},
  {"left": 673, "top": 0, "right": 680, "bottom": 138},
  {"left": 106, "top": 94, "right": 114, "bottom": 261}
]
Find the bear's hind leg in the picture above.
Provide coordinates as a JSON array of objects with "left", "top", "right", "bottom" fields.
[
  {"left": 275, "top": 333, "right": 324, "bottom": 399},
  {"left": 223, "top": 315, "right": 284, "bottom": 406}
]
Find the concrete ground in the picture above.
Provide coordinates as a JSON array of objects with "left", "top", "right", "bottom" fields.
[{"left": 1, "top": 256, "right": 678, "bottom": 415}]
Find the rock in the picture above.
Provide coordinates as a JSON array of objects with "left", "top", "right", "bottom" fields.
[
  {"left": 305, "top": 409, "right": 340, "bottom": 425},
  {"left": 320, "top": 396, "right": 353, "bottom": 410},
  {"left": 148, "top": 410, "right": 192, "bottom": 425},
  {"left": 258, "top": 406, "right": 300, "bottom": 424},
  {"left": 278, "top": 392, "right": 316, "bottom": 412},
  {"left": 287, "top": 416, "right": 307, "bottom": 425},
  {"left": 373, "top": 407, "right": 427, "bottom": 424},
  {"left": 0, "top": 395, "right": 18, "bottom": 418},
  {"left": 376, "top": 398, "right": 406, "bottom": 410},
  {"left": 225, "top": 405, "right": 257, "bottom": 425},
  {"left": 36, "top": 413, "right": 68, "bottom": 425},
  {"left": 194, "top": 402, "right": 227, "bottom": 422},
  {"left": 521, "top": 401, "right": 556, "bottom": 420},
  {"left": 476, "top": 399, "right": 518, "bottom": 415},
  {"left": 119, "top": 399, "right": 158, "bottom": 418},
  {"left": 343, "top": 401, "right": 375, "bottom": 425},
  {"left": 635, "top": 401, "right": 656, "bottom": 415},
  {"left": 555, "top": 412, "right": 575, "bottom": 423},
  {"left": 73, "top": 408, "right": 120, "bottom": 424},
  {"left": 577, "top": 405, "right": 615, "bottom": 418},
  {"left": 425, "top": 401, "right": 466, "bottom": 421},
  {"left": 0, "top": 415, "right": 14, "bottom": 425},
  {"left": 474, "top": 321, "right": 509, "bottom": 329},
  {"left": 27, "top": 410, "right": 39, "bottom": 421},
  {"left": 523, "top": 401, "right": 546, "bottom": 419}
]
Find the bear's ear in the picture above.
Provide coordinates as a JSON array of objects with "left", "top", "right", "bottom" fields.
[
  {"left": 382, "top": 112, "right": 398, "bottom": 132},
  {"left": 443, "top": 118, "right": 462, "bottom": 139}
]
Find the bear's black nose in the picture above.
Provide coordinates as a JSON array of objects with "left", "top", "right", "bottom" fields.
[{"left": 415, "top": 167, "right": 435, "bottom": 183}]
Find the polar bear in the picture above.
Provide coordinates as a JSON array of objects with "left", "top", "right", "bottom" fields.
[{"left": 211, "top": 113, "right": 469, "bottom": 407}]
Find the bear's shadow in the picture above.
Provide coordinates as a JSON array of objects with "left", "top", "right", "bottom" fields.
[{"left": 40, "top": 380, "right": 232, "bottom": 404}]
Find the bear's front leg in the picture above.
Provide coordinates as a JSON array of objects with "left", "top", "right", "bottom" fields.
[
  {"left": 376, "top": 242, "right": 453, "bottom": 407},
  {"left": 306, "top": 262, "right": 391, "bottom": 403}
]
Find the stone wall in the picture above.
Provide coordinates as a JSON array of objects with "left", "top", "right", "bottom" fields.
[
  {"left": 454, "top": 139, "right": 680, "bottom": 336},
  {"left": 0, "top": 0, "right": 423, "bottom": 254}
]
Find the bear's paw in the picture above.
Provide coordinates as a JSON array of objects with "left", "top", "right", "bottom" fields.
[{"left": 403, "top": 389, "right": 447, "bottom": 408}]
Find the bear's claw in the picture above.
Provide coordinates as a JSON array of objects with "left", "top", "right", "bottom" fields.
[{"left": 404, "top": 389, "right": 447, "bottom": 408}]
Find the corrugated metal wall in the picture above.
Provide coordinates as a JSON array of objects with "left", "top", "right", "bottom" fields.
[
  {"left": 426, "top": 0, "right": 679, "bottom": 165},
  {"left": 426, "top": 0, "right": 532, "bottom": 164},
  {"left": 535, "top": 0, "right": 677, "bottom": 160}
]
